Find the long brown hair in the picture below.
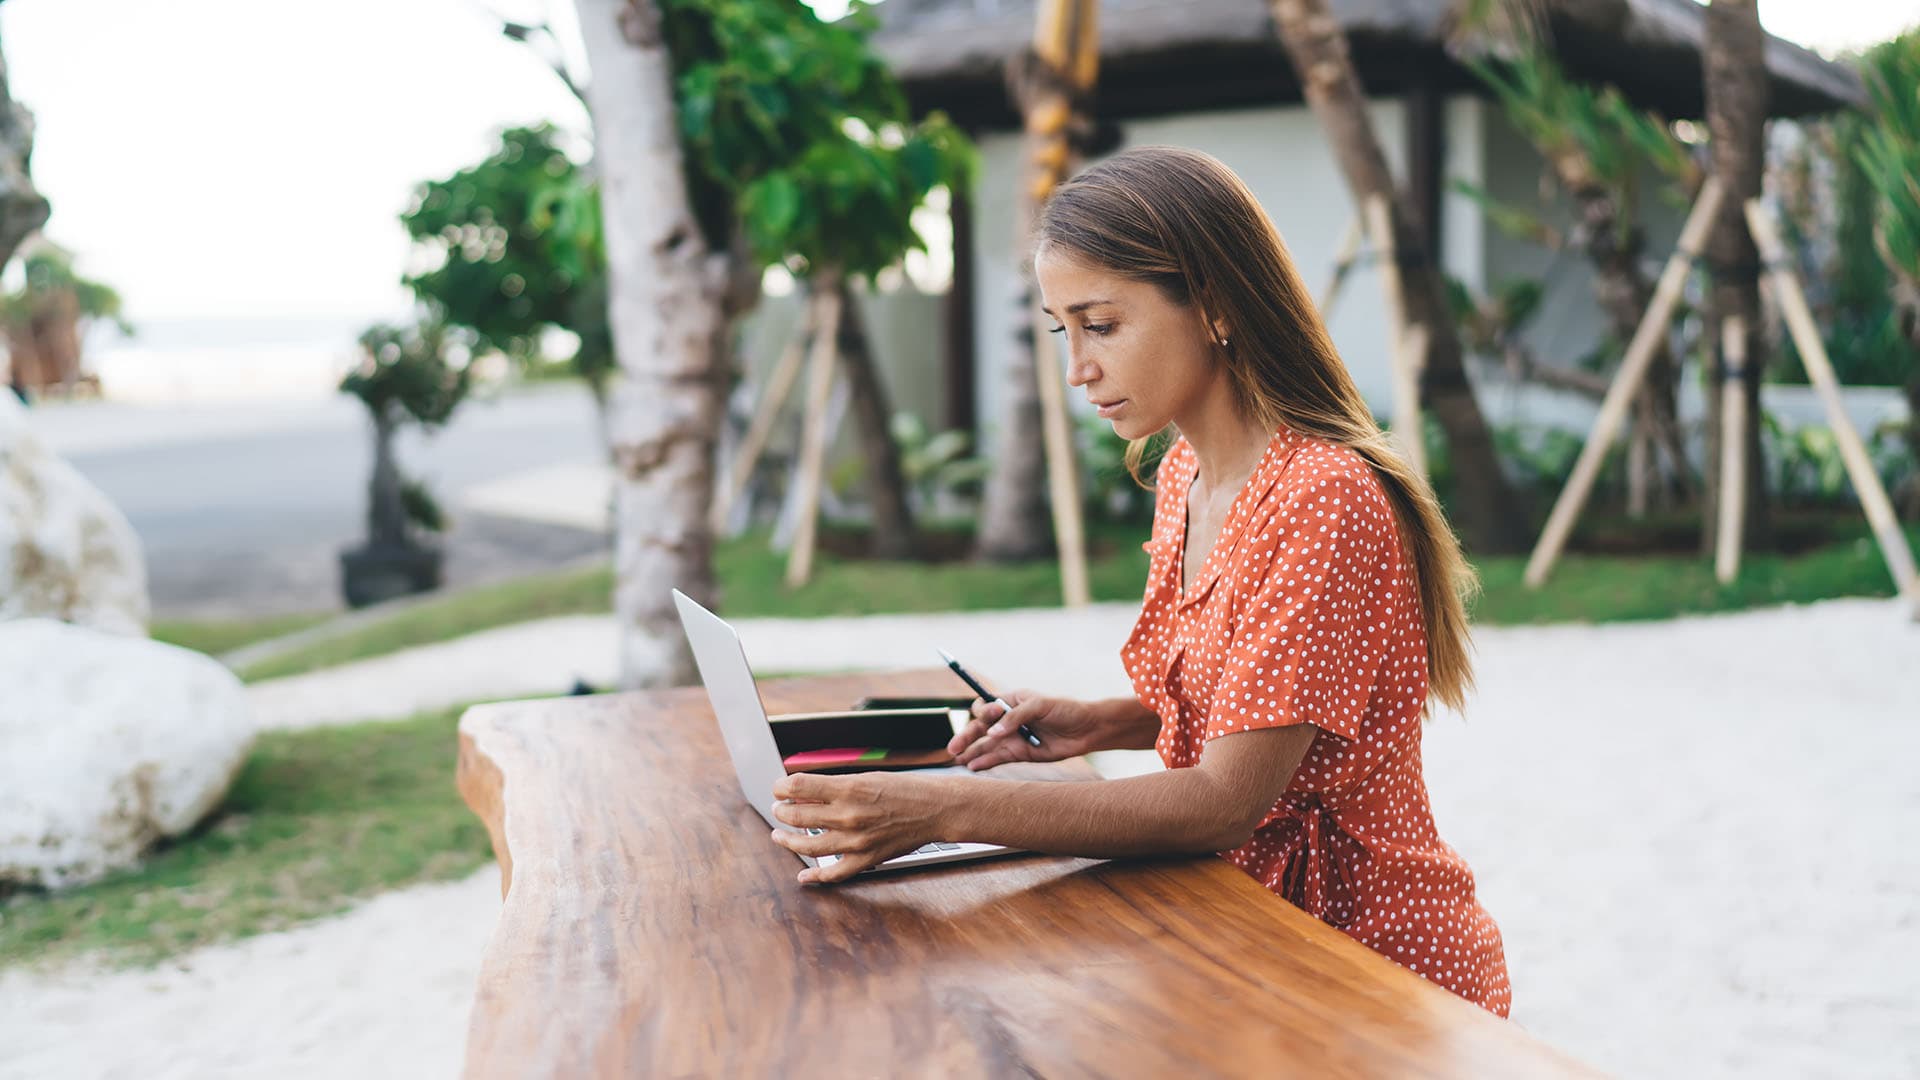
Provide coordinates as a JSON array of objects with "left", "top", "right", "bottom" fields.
[{"left": 1034, "top": 145, "right": 1477, "bottom": 712}]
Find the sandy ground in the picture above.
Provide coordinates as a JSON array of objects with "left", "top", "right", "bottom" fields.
[
  {"left": 7, "top": 597, "right": 1919, "bottom": 1078},
  {"left": 0, "top": 869, "right": 501, "bottom": 1080}
]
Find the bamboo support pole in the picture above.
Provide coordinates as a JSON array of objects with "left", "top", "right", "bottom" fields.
[
  {"left": 784, "top": 286, "right": 844, "bottom": 588},
  {"left": 1019, "top": 0, "right": 1096, "bottom": 606},
  {"left": 1745, "top": 199, "right": 1920, "bottom": 619},
  {"left": 1524, "top": 176, "right": 1724, "bottom": 588},
  {"left": 712, "top": 314, "right": 811, "bottom": 533},
  {"left": 1317, "top": 216, "right": 1364, "bottom": 318},
  {"left": 1714, "top": 315, "right": 1748, "bottom": 584}
]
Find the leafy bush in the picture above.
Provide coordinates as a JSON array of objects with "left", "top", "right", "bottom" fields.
[
  {"left": 1077, "top": 416, "right": 1172, "bottom": 526},
  {"left": 889, "top": 411, "right": 987, "bottom": 515},
  {"left": 1760, "top": 412, "right": 1916, "bottom": 506}
]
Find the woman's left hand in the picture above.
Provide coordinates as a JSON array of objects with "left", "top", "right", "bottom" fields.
[{"left": 770, "top": 772, "right": 949, "bottom": 885}]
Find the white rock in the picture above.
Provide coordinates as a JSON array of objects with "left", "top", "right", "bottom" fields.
[
  {"left": 0, "top": 618, "right": 254, "bottom": 889},
  {"left": 0, "top": 394, "right": 149, "bottom": 635}
]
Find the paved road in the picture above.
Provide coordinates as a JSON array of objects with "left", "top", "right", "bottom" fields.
[{"left": 34, "top": 384, "right": 610, "bottom": 619}]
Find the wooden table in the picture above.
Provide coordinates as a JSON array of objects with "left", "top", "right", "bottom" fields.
[{"left": 457, "top": 670, "right": 1596, "bottom": 1078}]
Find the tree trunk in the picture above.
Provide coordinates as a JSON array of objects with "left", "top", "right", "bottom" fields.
[
  {"left": 973, "top": 301, "right": 1054, "bottom": 559},
  {"left": 1903, "top": 371, "right": 1920, "bottom": 521},
  {"left": 368, "top": 408, "right": 407, "bottom": 547},
  {"left": 976, "top": 0, "right": 1097, "bottom": 564},
  {"left": 1269, "top": 0, "right": 1528, "bottom": 553},
  {"left": 1575, "top": 186, "right": 1694, "bottom": 512},
  {"left": 1701, "top": 0, "right": 1771, "bottom": 557},
  {"left": 833, "top": 276, "right": 918, "bottom": 558},
  {"left": 0, "top": 34, "right": 49, "bottom": 271},
  {"left": 577, "top": 0, "right": 731, "bottom": 689}
]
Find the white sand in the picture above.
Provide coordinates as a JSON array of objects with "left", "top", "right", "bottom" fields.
[
  {"left": 0, "top": 868, "right": 502, "bottom": 1080},
  {"left": 10, "top": 597, "right": 1919, "bottom": 1077}
]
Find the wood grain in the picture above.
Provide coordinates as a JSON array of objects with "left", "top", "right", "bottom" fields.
[{"left": 457, "top": 670, "right": 1597, "bottom": 1078}]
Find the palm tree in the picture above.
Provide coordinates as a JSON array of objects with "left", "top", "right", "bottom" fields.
[
  {"left": 575, "top": 0, "right": 732, "bottom": 688},
  {"left": 975, "top": 0, "right": 1099, "bottom": 567},
  {"left": 1855, "top": 29, "right": 1920, "bottom": 517},
  {"left": 1700, "top": 0, "right": 1770, "bottom": 555},
  {"left": 1458, "top": 47, "right": 1703, "bottom": 515},
  {"left": 0, "top": 245, "right": 131, "bottom": 397},
  {"left": 1268, "top": 0, "right": 1528, "bottom": 553}
]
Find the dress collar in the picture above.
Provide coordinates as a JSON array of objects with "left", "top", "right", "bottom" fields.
[{"left": 1172, "top": 426, "right": 1304, "bottom": 609}]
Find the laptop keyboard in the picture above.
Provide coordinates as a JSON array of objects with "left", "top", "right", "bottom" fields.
[{"left": 806, "top": 828, "right": 963, "bottom": 854}]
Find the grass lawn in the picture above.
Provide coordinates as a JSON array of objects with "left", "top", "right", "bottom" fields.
[
  {"left": 219, "top": 517, "right": 1919, "bottom": 683},
  {"left": 233, "top": 562, "right": 620, "bottom": 682},
  {"left": 150, "top": 613, "right": 331, "bottom": 658},
  {"left": 0, "top": 705, "right": 492, "bottom": 971},
  {"left": 1473, "top": 529, "right": 1917, "bottom": 623}
]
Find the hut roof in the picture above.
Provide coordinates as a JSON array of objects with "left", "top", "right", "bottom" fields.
[{"left": 871, "top": 0, "right": 1866, "bottom": 128}]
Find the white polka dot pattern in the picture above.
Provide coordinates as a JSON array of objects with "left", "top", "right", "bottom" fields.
[{"left": 1121, "top": 428, "right": 1512, "bottom": 1017}]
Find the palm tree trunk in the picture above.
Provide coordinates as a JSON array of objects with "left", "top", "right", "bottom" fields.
[
  {"left": 1577, "top": 188, "right": 1693, "bottom": 510},
  {"left": 1701, "top": 0, "right": 1771, "bottom": 557},
  {"left": 976, "top": 0, "right": 1096, "bottom": 564},
  {"left": 833, "top": 276, "right": 918, "bottom": 558},
  {"left": 1269, "top": 0, "right": 1528, "bottom": 553},
  {"left": 577, "top": 0, "right": 731, "bottom": 689},
  {"left": 974, "top": 302, "right": 1054, "bottom": 559}
]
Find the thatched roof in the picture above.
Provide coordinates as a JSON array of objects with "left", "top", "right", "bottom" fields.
[{"left": 871, "top": 0, "right": 1866, "bottom": 128}]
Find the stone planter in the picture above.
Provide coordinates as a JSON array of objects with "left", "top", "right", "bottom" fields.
[{"left": 339, "top": 540, "right": 443, "bottom": 608}]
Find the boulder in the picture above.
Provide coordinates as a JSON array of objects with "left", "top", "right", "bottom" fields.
[
  {"left": 0, "top": 394, "right": 149, "bottom": 635},
  {"left": 0, "top": 618, "right": 254, "bottom": 889}
]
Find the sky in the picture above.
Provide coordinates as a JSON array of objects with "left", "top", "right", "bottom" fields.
[{"left": 2, "top": 0, "right": 1915, "bottom": 334}]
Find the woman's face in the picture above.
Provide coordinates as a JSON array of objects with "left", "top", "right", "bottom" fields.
[{"left": 1033, "top": 247, "right": 1223, "bottom": 441}]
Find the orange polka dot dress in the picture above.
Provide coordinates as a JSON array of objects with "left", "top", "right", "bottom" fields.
[{"left": 1121, "top": 428, "right": 1512, "bottom": 1016}]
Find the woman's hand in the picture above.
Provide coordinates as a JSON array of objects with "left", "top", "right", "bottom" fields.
[
  {"left": 946, "top": 691, "right": 1107, "bottom": 770},
  {"left": 770, "top": 772, "right": 949, "bottom": 884}
]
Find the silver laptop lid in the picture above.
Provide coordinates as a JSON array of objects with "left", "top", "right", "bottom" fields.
[{"left": 671, "top": 589, "right": 790, "bottom": 832}]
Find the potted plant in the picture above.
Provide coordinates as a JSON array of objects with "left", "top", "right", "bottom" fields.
[{"left": 338, "top": 317, "right": 473, "bottom": 607}]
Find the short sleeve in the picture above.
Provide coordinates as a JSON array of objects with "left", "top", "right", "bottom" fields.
[{"left": 1204, "top": 469, "right": 1402, "bottom": 744}]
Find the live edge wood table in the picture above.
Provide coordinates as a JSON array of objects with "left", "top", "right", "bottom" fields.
[{"left": 456, "top": 669, "right": 1597, "bottom": 1079}]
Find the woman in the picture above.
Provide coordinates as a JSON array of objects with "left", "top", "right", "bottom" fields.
[{"left": 771, "top": 145, "right": 1511, "bottom": 1016}]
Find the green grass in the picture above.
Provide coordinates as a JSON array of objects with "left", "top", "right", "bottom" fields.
[
  {"left": 150, "top": 613, "right": 331, "bottom": 658},
  {"left": 235, "top": 563, "right": 619, "bottom": 682},
  {"left": 0, "top": 705, "right": 493, "bottom": 971},
  {"left": 233, "top": 523, "right": 1155, "bottom": 682},
  {"left": 225, "top": 517, "right": 1920, "bottom": 682},
  {"left": 712, "top": 521, "right": 1154, "bottom": 616},
  {"left": 1472, "top": 526, "right": 1918, "bottom": 624}
]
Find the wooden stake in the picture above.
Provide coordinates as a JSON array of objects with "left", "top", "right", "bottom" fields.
[
  {"left": 1363, "top": 195, "right": 1426, "bottom": 476},
  {"left": 784, "top": 286, "right": 844, "bottom": 589},
  {"left": 1017, "top": 0, "right": 1096, "bottom": 608},
  {"left": 711, "top": 308, "right": 812, "bottom": 534},
  {"left": 1524, "top": 177, "right": 1725, "bottom": 588},
  {"left": 1316, "top": 216, "right": 1364, "bottom": 318},
  {"left": 1714, "top": 315, "right": 1748, "bottom": 584},
  {"left": 1031, "top": 299, "right": 1092, "bottom": 606},
  {"left": 1745, "top": 199, "right": 1920, "bottom": 619}
]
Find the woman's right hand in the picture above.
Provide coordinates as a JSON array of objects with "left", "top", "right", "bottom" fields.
[{"left": 946, "top": 691, "right": 1104, "bottom": 770}]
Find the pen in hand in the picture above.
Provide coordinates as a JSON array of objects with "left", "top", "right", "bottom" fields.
[{"left": 937, "top": 649, "right": 1042, "bottom": 747}]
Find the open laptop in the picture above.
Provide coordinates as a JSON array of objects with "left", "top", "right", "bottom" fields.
[{"left": 671, "top": 589, "right": 1021, "bottom": 874}]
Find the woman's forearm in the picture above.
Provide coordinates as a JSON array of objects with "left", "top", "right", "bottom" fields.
[
  {"left": 932, "top": 768, "right": 1248, "bottom": 858},
  {"left": 1088, "top": 696, "right": 1161, "bottom": 751}
]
